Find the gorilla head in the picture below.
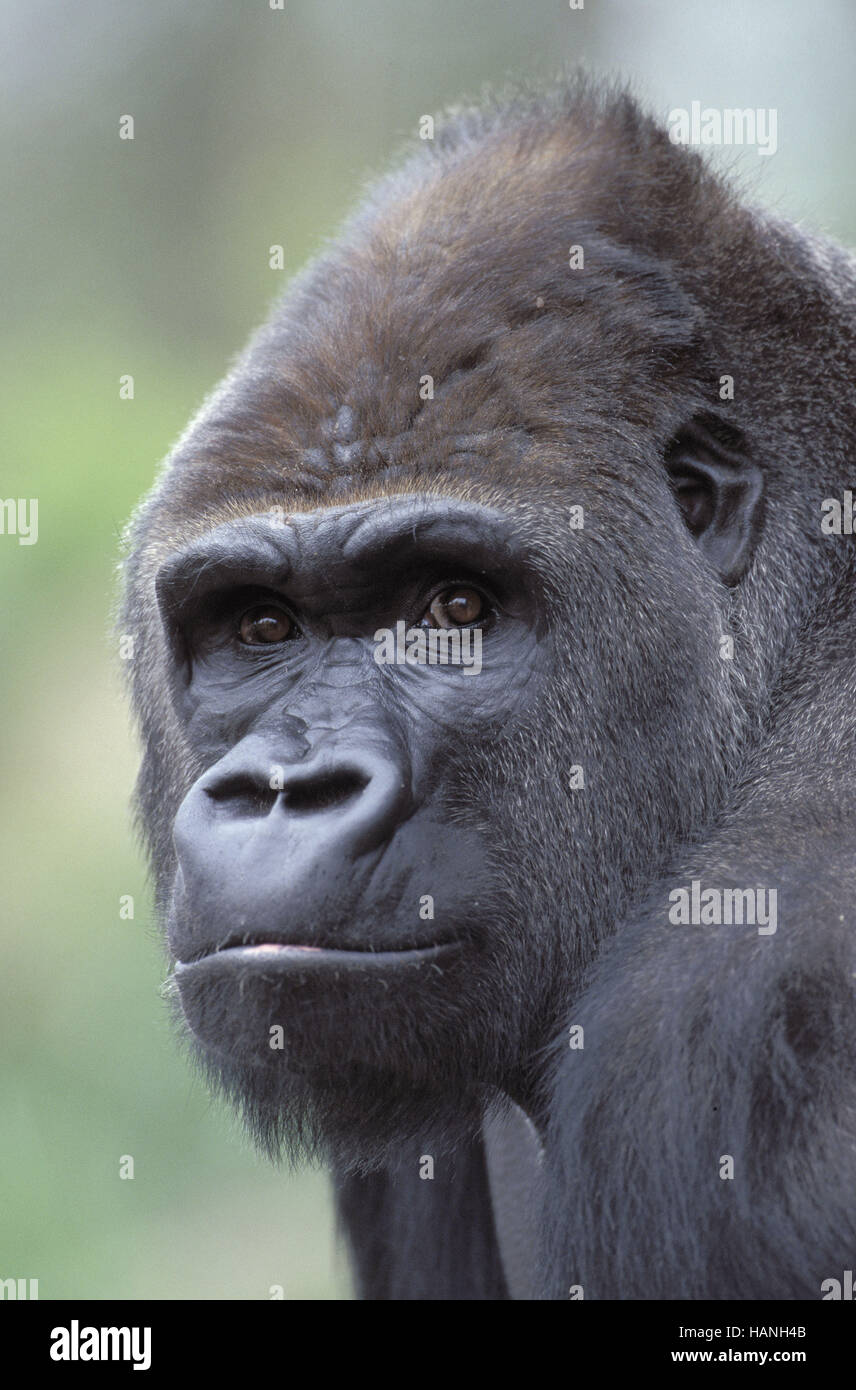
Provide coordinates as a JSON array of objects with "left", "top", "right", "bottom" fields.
[{"left": 122, "top": 80, "right": 856, "bottom": 1298}]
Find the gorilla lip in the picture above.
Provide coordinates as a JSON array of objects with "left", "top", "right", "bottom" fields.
[{"left": 174, "top": 940, "right": 461, "bottom": 972}]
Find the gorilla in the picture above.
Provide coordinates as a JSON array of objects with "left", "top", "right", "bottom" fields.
[{"left": 121, "top": 79, "right": 856, "bottom": 1300}]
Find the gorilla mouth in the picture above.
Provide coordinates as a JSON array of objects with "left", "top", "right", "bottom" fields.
[{"left": 174, "top": 939, "right": 461, "bottom": 971}]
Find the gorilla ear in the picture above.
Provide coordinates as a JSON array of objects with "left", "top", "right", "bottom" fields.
[{"left": 665, "top": 417, "right": 763, "bottom": 585}]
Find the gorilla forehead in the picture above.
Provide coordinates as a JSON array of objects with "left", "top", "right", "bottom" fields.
[{"left": 138, "top": 128, "right": 707, "bottom": 533}]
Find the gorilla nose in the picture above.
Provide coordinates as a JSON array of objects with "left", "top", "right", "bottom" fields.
[
  {"left": 169, "top": 741, "right": 416, "bottom": 957},
  {"left": 198, "top": 743, "right": 412, "bottom": 858}
]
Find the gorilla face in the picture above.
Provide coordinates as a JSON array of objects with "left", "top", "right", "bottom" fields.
[
  {"left": 148, "top": 413, "right": 757, "bottom": 1169},
  {"left": 155, "top": 494, "right": 558, "bottom": 1163}
]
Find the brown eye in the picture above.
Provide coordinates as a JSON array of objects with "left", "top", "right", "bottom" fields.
[
  {"left": 238, "top": 605, "right": 294, "bottom": 645},
  {"left": 425, "top": 586, "right": 485, "bottom": 629}
]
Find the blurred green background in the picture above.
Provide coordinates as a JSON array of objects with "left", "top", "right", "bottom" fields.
[{"left": 1, "top": 0, "right": 854, "bottom": 1300}]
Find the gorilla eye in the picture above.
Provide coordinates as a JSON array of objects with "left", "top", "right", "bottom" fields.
[
  {"left": 238, "top": 605, "right": 294, "bottom": 645},
  {"left": 425, "top": 586, "right": 485, "bottom": 628}
]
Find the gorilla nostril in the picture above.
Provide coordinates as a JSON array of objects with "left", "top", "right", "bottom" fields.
[
  {"left": 283, "top": 768, "right": 369, "bottom": 815},
  {"left": 205, "top": 775, "right": 278, "bottom": 818},
  {"left": 202, "top": 763, "right": 379, "bottom": 820}
]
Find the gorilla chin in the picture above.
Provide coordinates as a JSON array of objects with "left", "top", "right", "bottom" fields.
[{"left": 171, "top": 939, "right": 511, "bottom": 1172}]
